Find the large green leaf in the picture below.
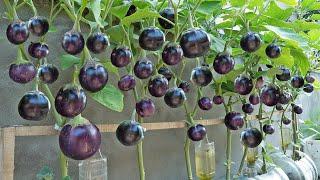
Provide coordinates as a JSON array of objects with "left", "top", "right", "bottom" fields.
[
  {"left": 290, "top": 49, "right": 310, "bottom": 75},
  {"left": 196, "top": 0, "right": 221, "bottom": 16},
  {"left": 110, "top": 4, "right": 131, "bottom": 19},
  {"left": 90, "top": 84, "right": 124, "bottom": 112},
  {"left": 264, "top": 25, "right": 309, "bottom": 50},
  {"left": 105, "top": 25, "right": 125, "bottom": 43},
  {"left": 90, "top": 0, "right": 103, "bottom": 27},
  {"left": 272, "top": 48, "right": 294, "bottom": 68},
  {"left": 60, "top": 55, "right": 80, "bottom": 70},
  {"left": 255, "top": 44, "right": 294, "bottom": 68},
  {"left": 307, "top": 29, "right": 320, "bottom": 49},
  {"left": 291, "top": 20, "right": 320, "bottom": 32},
  {"left": 264, "top": 1, "right": 294, "bottom": 20},
  {"left": 121, "top": 8, "right": 160, "bottom": 26}
]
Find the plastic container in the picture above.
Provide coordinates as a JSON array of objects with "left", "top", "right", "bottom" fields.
[
  {"left": 246, "top": 147, "right": 258, "bottom": 165},
  {"left": 282, "top": 126, "right": 292, "bottom": 152},
  {"left": 79, "top": 150, "right": 107, "bottom": 180},
  {"left": 195, "top": 139, "right": 215, "bottom": 180}
]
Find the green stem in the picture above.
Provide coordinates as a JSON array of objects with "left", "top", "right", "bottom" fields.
[
  {"left": 42, "top": 84, "right": 65, "bottom": 127},
  {"left": 258, "top": 101, "right": 267, "bottom": 174},
  {"left": 280, "top": 104, "right": 290, "bottom": 154},
  {"left": 237, "top": 113, "right": 249, "bottom": 175},
  {"left": 292, "top": 110, "right": 298, "bottom": 160},
  {"left": 59, "top": 151, "right": 68, "bottom": 178},
  {"left": 178, "top": 0, "right": 202, "bottom": 35},
  {"left": 223, "top": 97, "right": 232, "bottom": 180},
  {"left": 173, "top": 3, "right": 179, "bottom": 42},
  {"left": 137, "top": 116, "right": 145, "bottom": 180},
  {"left": 184, "top": 137, "right": 193, "bottom": 180},
  {"left": 191, "top": 87, "right": 201, "bottom": 116},
  {"left": 226, "top": 128, "right": 232, "bottom": 180},
  {"left": 280, "top": 121, "right": 285, "bottom": 154},
  {"left": 269, "top": 106, "right": 275, "bottom": 124},
  {"left": 188, "top": 11, "right": 194, "bottom": 28},
  {"left": 259, "top": 121, "right": 267, "bottom": 174},
  {"left": 237, "top": 146, "right": 248, "bottom": 176},
  {"left": 121, "top": 24, "right": 132, "bottom": 50},
  {"left": 26, "top": 0, "right": 38, "bottom": 16},
  {"left": 19, "top": 45, "right": 29, "bottom": 61},
  {"left": 15, "top": 47, "right": 28, "bottom": 63},
  {"left": 102, "top": 0, "right": 114, "bottom": 21},
  {"left": 132, "top": 87, "right": 145, "bottom": 180}
]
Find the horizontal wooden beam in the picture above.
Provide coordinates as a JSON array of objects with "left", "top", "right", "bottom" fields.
[{"left": 2, "top": 114, "right": 264, "bottom": 137}]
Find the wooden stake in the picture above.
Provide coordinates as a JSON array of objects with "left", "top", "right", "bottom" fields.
[{"left": 1, "top": 127, "right": 15, "bottom": 180}]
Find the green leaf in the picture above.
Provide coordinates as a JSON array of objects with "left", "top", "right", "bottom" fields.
[
  {"left": 290, "top": 49, "right": 310, "bottom": 75},
  {"left": 264, "top": 25, "right": 309, "bottom": 50},
  {"left": 291, "top": 20, "right": 320, "bottom": 32},
  {"left": 209, "top": 35, "right": 226, "bottom": 54},
  {"left": 267, "top": 67, "right": 282, "bottom": 77},
  {"left": 230, "top": 0, "right": 245, "bottom": 7},
  {"left": 310, "top": 14, "right": 320, "bottom": 20},
  {"left": 313, "top": 79, "right": 320, "bottom": 90},
  {"left": 101, "top": 61, "right": 119, "bottom": 77},
  {"left": 265, "top": 6, "right": 294, "bottom": 22},
  {"left": 90, "top": 84, "right": 124, "bottom": 112},
  {"left": 36, "top": 166, "right": 54, "bottom": 180},
  {"left": 221, "top": 81, "right": 235, "bottom": 93},
  {"left": 301, "top": 0, "right": 316, "bottom": 8},
  {"left": 90, "top": 0, "right": 103, "bottom": 27},
  {"left": 272, "top": 48, "right": 294, "bottom": 68},
  {"left": 255, "top": 44, "right": 294, "bottom": 68},
  {"left": 48, "top": 25, "right": 57, "bottom": 33},
  {"left": 248, "top": 0, "right": 264, "bottom": 9},
  {"left": 105, "top": 25, "right": 125, "bottom": 43},
  {"left": 121, "top": 8, "right": 160, "bottom": 26},
  {"left": 225, "top": 66, "right": 244, "bottom": 81},
  {"left": 252, "top": 68, "right": 282, "bottom": 79},
  {"left": 276, "top": 0, "right": 298, "bottom": 7},
  {"left": 60, "top": 55, "right": 80, "bottom": 70},
  {"left": 110, "top": 4, "right": 131, "bottom": 19},
  {"left": 196, "top": 0, "right": 221, "bottom": 16},
  {"left": 133, "top": 0, "right": 158, "bottom": 9},
  {"left": 62, "top": 176, "right": 71, "bottom": 180}
]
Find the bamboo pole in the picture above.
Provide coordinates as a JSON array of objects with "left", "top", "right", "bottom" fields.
[{"left": 11, "top": 115, "right": 263, "bottom": 137}]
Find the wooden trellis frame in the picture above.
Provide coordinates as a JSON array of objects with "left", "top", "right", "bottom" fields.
[{"left": 0, "top": 115, "right": 262, "bottom": 180}]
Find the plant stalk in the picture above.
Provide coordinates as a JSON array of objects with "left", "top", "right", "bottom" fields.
[
  {"left": 59, "top": 151, "right": 68, "bottom": 178},
  {"left": 280, "top": 104, "right": 290, "bottom": 154},
  {"left": 42, "top": 84, "right": 65, "bottom": 128},
  {"left": 258, "top": 102, "right": 267, "bottom": 174},
  {"left": 237, "top": 114, "right": 249, "bottom": 176},
  {"left": 184, "top": 137, "right": 193, "bottom": 180},
  {"left": 292, "top": 110, "right": 298, "bottom": 160},
  {"left": 133, "top": 87, "right": 145, "bottom": 180},
  {"left": 280, "top": 121, "right": 285, "bottom": 154},
  {"left": 237, "top": 146, "right": 248, "bottom": 176},
  {"left": 259, "top": 121, "right": 267, "bottom": 174},
  {"left": 137, "top": 140, "right": 145, "bottom": 180},
  {"left": 226, "top": 128, "right": 232, "bottom": 180}
]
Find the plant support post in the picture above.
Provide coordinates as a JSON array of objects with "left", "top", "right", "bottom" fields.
[
  {"left": 226, "top": 128, "right": 232, "bottom": 180},
  {"left": 184, "top": 137, "right": 193, "bottom": 180}
]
